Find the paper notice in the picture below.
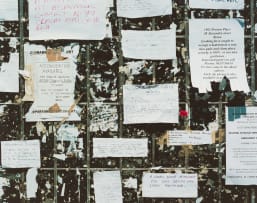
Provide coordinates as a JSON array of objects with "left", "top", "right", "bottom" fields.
[
  {"left": 117, "top": 0, "right": 172, "bottom": 18},
  {"left": 189, "top": 0, "right": 244, "bottom": 10},
  {"left": 93, "top": 138, "right": 148, "bottom": 157},
  {"left": 93, "top": 171, "right": 122, "bottom": 203},
  {"left": 1, "top": 140, "right": 41, "bottom": 168},
  {"left": 189, "top": 19, "right": 249, "bottom": 93},
  {"left": 226, "top": 107, "right": 257, "bottom": 185},
  {"left": 0, "top": 53, "right": 19, "bottom": 92},
  {"left": 123, "top": 84, "right": 179, "bottom": 124},
  {"left": 142, "top": 173, "right": 198, "bottom": 198},
  {"left": 0, "top": 0, "right": 18, "bottom": 20},
  {"left": 29, "top": 0, "right": 108, "bottom": 40},
  {"left": 121, "top": 29, "right": 176, "bottom": 60}
]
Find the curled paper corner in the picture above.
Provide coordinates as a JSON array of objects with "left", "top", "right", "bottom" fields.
[
  {"left": 196, "top": 196, "right": 203, "bottom": 203},
  {"left": 235, "top": 18, "right": 244, "bottom": 28},
  {"left": 19, "top": 70, "right": 31, "bottom": 79}
]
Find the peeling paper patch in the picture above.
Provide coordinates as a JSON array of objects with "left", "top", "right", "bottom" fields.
[{"left": 46, "top": 48, "right": 67, "bottom": 62}]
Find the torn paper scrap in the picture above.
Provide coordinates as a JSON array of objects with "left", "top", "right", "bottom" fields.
[{"left": 26, "top": 168, "right": 38, "bottom": 198}]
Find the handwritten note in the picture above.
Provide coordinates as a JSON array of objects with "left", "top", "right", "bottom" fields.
[
  {"left": 142, "top": 173, "right": 198, "bottom": 198},
  {"left": 93, "top": 138, "right": 148, "bottom": 157},
  {"left": 168, "top": 130, "right": 213, "bottom": 145},
  {"left": 123, "top": 84, "right": 179, "bottom": 124},
  {"left": 90, "top": 104, "right": 118, "bottom": 132},
  {"left": 93, "top": 171, "right": 122, "bottom": 203},
  {"left": 189, "top": 19, "right": 249, "bottom": 93},
  {"left": 190, "top": 0, "right": 244, "bottom": 10},
  {"left": 1, "top": 140, "right": 41, "bottom": 168},
  {"left": 117, "top": 0, "right": 172, "bottom": 18},
  {"left": 0, "top": 0, "right": 18, "bottom": 20},
  {"left": 0, "top": 53, "right": 19, "bottom": 92},
  {"left": 29, "top": 0, "right": 108, "bottom": 40},
  {"left": 121, "top": 29, "right": 176, "bottom": 60}
]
